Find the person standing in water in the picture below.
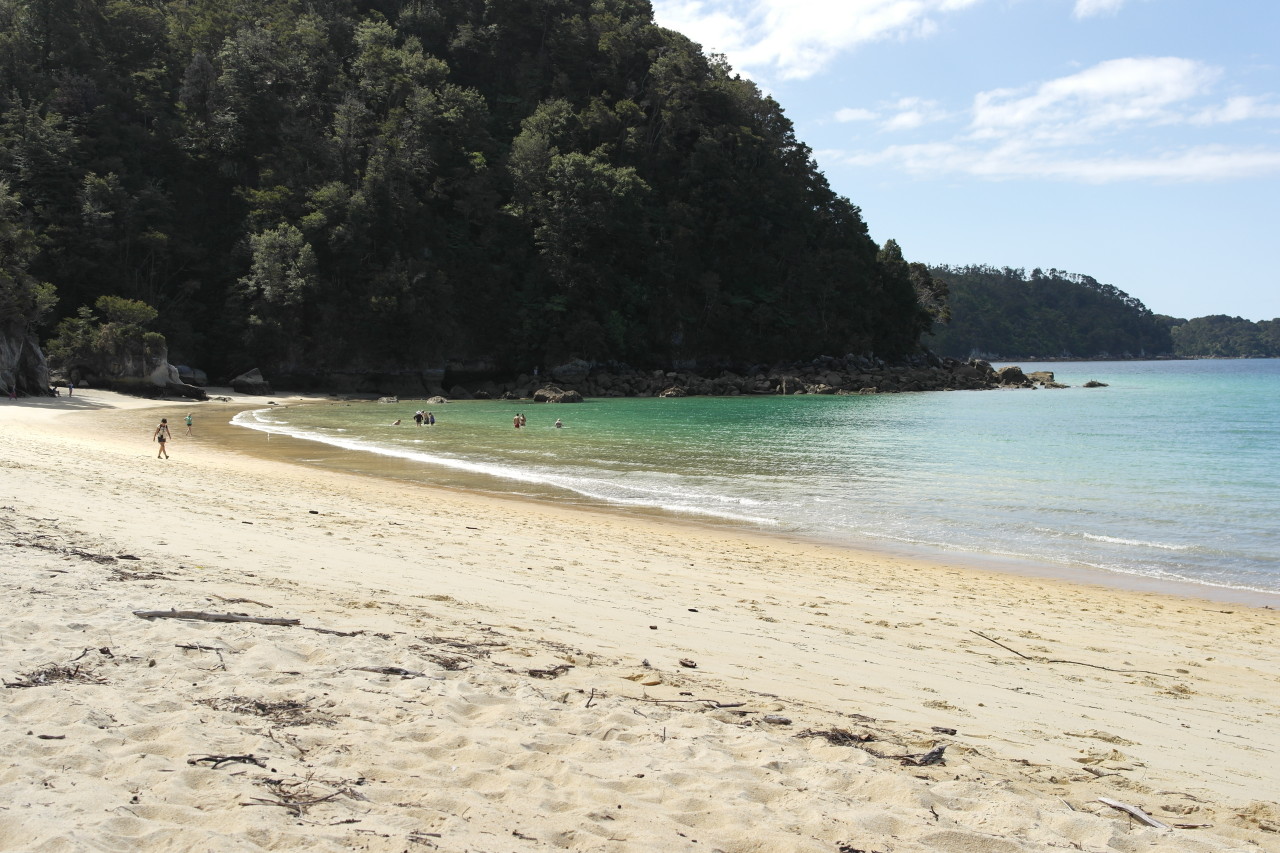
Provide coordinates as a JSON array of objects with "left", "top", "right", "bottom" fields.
[
  {"left": 184, "top": 413, "right": 194, "bottom": 435},
  {"left": 153, "top": 418, "right": 172, "bottom": 459}
]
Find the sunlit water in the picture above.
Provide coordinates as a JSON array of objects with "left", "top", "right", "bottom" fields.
[{"left": 232, "top": 360, "right": 1280, "bottom": 599}]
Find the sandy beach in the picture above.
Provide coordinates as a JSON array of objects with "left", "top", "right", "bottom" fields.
[{"left": 1, "top": 389, "right": 1277, "bottom": 852}]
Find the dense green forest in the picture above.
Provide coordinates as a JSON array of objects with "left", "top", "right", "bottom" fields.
[
  {"left": 926, "top": 265, "right": 1173, "bottom": 360},
  {"left": 1169, "top": 315, "right": 1280, "bottom": 358},
  {"left": 0, "top": 0, "right": 940, "bottom": 383}
]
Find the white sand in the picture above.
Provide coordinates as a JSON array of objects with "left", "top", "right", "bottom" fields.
[{"left": 1, "top": 389, "right": 1277, "bottom": 852}]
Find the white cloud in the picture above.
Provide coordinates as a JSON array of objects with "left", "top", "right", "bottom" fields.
[
  {"left": 835, "top": 107, "right": 879, "bottom": 122},
  {"left": 832, "top": 142, "right": 1280, "bottom": 182},
  {"left": 651, "top": 0, "right": 986, "bottom": 81},
  {"left": 1073, "top": 0, "right": 1127, "bottom": 19},
  {"left": 882, "top": 97, "right": 948, "bottom": 131},
  {"left": 970, "top": 57, "right": 1220, "bottom": 143},
  {"left": 1191, "top": 96, "right": 1280, "bottom": 125},
  {"left": 826, "top": 58, "right": 1280, "bottom": 183}
]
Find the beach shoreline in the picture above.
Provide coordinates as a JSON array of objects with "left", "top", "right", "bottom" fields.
[
  {"left": 2, "top": 389, "right": 1277, "bottom": 852},
  {"left": 222, "top": 394, "right": 1280, "bottom": 609}
]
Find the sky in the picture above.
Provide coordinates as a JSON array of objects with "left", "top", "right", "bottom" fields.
[{"left": 648, "top": 0, "right": 1280, "bottom": 321}]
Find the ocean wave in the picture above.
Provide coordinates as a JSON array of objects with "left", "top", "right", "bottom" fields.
[
  {"left": 231, "top": 408, "right": 775, "bottom": 526},
  {"left": 1079, "top": 533, "right": 1193, "bottom": 551}
]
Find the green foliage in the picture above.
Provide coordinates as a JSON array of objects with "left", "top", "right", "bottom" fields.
[
  {"left": 1169, "top": 315, "right": 1280, "bottom": 358},
  {"left": 4, "top": 0, "right": 935, "bottom": 377},
  {"left": 927, "top": 265, "right": 1172, "bottom": 359},
  {"left": 46, "top": 295, "right": 164, "bottom": 377},
  {"left": 0, "top": 180, "right": 57, "bottom": 327}
]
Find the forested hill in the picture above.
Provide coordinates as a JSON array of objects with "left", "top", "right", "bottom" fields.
[
  {"left": 1169, "top": 316, "right": 1280, "bottom": 358},
  {"left": 926, "top": 265, "right": 1173, "bottom": 360},
  {"left": 0, "top": 0, "right": 935, "bottom": 381}
]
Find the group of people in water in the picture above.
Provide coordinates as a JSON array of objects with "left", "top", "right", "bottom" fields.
[
  {"left": 389, "top": 410, "right": 564, "bottom": 429},
  {"left": 515, "top": 412, "right": 564, "bottom": 429}
]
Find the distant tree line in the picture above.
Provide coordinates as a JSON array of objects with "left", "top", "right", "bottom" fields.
[
  {"left": 0, "top": 0, "right": 935, "bottom": 382},
  {"left": 1168, "top": 315, "right": 1280, "bottom": 358},
  {"left": 925, "top": 265, "right": 1173, "bottom": 360}
]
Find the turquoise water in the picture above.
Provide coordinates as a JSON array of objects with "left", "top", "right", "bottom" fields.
[{"left": 232, "top": 359, "right": 1280, "bottom": 600}]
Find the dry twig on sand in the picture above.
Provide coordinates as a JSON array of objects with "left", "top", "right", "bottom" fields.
[{"left": 969, "top": 630, "right": 1176, "bottom": 677}]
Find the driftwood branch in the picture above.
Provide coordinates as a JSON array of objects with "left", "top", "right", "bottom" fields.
[
  {"left": 637, "top": 698, "right": 746, "bottom": 709},
  {"left": 188, "top": 754, "right": 267, "bottom": 769},
  {"left": 1098, "top": 797, "right": 1170, "bottom": 830},
  {"left": 348, "top": 666, "right": 432, "bottom": 679},
  {"left": 133, "top": 609, "right": 301, "bottom": 626},
  {"left": 970, "top": 631, "right": 1175, "bottom": 677}
]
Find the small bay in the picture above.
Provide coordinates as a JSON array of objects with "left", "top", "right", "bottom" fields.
[{"left": 233, "top": 359, "right": 1280, "bottom": 601}]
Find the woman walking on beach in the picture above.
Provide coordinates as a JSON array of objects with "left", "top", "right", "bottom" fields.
[
  {"left": 153, "top": 418, "right": 172, "bottom": 459},
  {"left": 184, "top": 413, "right": 193, "bottom": 435}
]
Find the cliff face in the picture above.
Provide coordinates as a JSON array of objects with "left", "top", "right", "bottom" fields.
[{"left": 0, "top": 321, "right": 50, "bottom": 396}]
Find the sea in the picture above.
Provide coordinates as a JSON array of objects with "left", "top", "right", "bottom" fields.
[{"left": 231, "top": 359, "right": 1280, "bottom": 603}]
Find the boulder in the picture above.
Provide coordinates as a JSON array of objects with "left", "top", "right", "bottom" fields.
[
  {"left": 996, "top": 366, "right": 1030, "bottom": 387},
  {"left": 533, "top": 385, "right": 584, "bottom": 403},
  {"left": 231, "top": 368, "right": 273, "bottom": 395},
  {"left": 426, "top": 395, "right": 449, "bottom": 404},
  {"left": 658, "top": 386, "right": 687, "bottom": 398},
  {"left": 176, "top": 365, "right": 208, "bottom": 386},
  {"left": 0, "top": 320, "right": 51, "bottom": 396},
  {"left": 1083, "top": 380, "right": 1109, "bottom": 388}
]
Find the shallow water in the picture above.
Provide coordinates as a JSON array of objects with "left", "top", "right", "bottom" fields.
[{"left": 232, "top": 359, "right": 1280, "bottom": 601}]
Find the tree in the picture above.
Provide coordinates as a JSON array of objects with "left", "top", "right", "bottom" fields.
[{"left": 0, "top": 179, "right": 56, "bottom": 328}]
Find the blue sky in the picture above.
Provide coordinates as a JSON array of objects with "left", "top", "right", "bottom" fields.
[{"left": 649, "top": 0, "right": 1280, "bottom": 321}]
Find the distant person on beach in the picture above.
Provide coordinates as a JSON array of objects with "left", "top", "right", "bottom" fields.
[
  {"left": 184, "top": 413, "right": 193, "bottom": 435},
  {"left": 519, "top": 413, "right": 527, "bottom": 428},
  {"left": 427, "top": 411, "right": 435, "bottom": 425},
  {"left": 153, "top": 418, "right": 172, "bottom": 459},
  {"left": 392, "top": 418, "right": 402, "bottom": 425},
  {"left": 414, "top": 411, "right": 423, "bottom": 426},
  {"left": 555, "top": 418, "right": 563, "bottom": 429},
  {"left": 514, "top": 414, "right": 521, "bottom": 429},
  {"left": 67, "top": 380, "right": 74, "bottom": 396}
]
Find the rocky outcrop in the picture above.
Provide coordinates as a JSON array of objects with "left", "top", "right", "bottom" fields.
[
  {"left": 533, "top": 385, "right": 584, "bottom": 403},
  {"left": 0, "top": 320, "right": 51, "bottom": 396},
  {"left": 996, "top": 365, "right": 1031, "bottom": 387},
  {"left": 426, "top": 354, "right": 1058, "bottom": 401},
  {"left": 231, "top": 368, "right": 273, "bottom": 395}
]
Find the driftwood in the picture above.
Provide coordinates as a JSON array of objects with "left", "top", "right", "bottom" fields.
[
  {"left": 1097, "top": 797, "right": 1170, "bottom": 830},
  {"left": 304, "top": 626, "right": 364, "bottom": 637},
  {"left": 349, "top": 666, "right": 431, "bottom": 679},
  {"left": 638, "top": 698, "right": 746, "bottom": 709},
  {"left": 970, "top": 630, "right": 1175, "bottom": 677},
  {"left": 133, "top": 609, "right": 301, "bottom": 626},
  {"left": 900, "top": 745, "right": 947, "bottom": 766},
  {"left": 796, "top": 728, "right": 874, "bottom": 746},
  {"left": 189, "top": 754, "right": 267, "bottom": 769}
]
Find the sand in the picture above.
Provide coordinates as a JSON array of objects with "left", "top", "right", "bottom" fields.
[{"left": 1, "top": 388, "right": 1277, "bottom": 853}]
